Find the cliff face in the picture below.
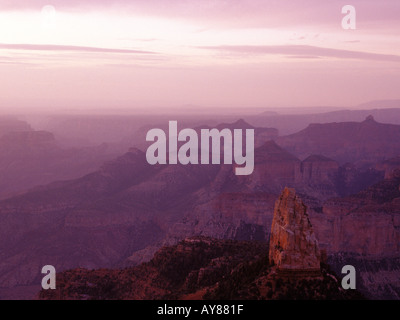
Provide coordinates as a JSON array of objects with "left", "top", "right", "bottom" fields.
[
  {"left": 269, "top": 188, "right": 321, "bottom": 271},
  {"left": 299, "top": 155, "right": 338, "bottom": 184},
  {"left": 306, "top": 173, "right": 400, "bottom": 299},
  {"left": 311, "top": 173, "right": 400, "bottom": 256},
  {"left": 277, "top": 116, "right": 400, "bottom": 166},
  {"left": 250, "top": 141, "right": 302, "bottom": 190}
]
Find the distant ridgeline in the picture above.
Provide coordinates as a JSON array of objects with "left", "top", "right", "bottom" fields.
[{"left": 145, "top": 121, "right": 255, "bottom": 175}]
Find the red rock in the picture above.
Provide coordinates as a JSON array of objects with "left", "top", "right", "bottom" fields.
[{"left": 269, "top": 188, "right": 321, "bottom": 271}]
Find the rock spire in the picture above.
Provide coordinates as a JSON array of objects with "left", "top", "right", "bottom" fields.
[{"left": 269, "top": 188, "right": 321, "bottom": 271}]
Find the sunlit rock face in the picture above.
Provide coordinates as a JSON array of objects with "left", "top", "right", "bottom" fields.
[{"left": 269, "top": 187, "right": 321, "bottom": 271}]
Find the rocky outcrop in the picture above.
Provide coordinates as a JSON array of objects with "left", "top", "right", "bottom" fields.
[
  {"left": 269, "top": 188, "right": 321, "bottom": 271},
  {"left": 37, "top": 237, "right": 363, "bottom": 300}
]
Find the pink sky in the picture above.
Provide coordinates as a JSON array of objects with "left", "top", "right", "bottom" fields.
[{"left": 0, "top": 0, "right": 399, "bottom": 112}]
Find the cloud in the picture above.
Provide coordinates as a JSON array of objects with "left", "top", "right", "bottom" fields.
[
  {"left": 0, "top": 60, "right": 35, "bottom": 66},
  {"left": 0, "top": 56, "right": 33, "bottom": 65},
  {"left": 0, "top": 43, "right": 157, "bottom": 55},
  {"left": 197, "top": 45, "right": 400, "bottom": 62},
  {"left": 286, "top": 55, "right": 321, "bottom": 60},
  {"left": 1, "top": 0, "right": 400, "bottom": 38}
]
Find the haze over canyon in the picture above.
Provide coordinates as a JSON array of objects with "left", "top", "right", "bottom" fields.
[{"left": 0, "top": 103, "right": 400, "bottom": 299}]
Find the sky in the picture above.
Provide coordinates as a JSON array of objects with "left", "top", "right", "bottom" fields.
[{"left": 0, "top": 0, "right": 399, "bottom": 112}]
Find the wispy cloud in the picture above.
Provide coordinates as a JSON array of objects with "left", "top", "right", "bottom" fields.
[
  {"left": 3, "top": 0, "right": 400, "bottom": 29},
  {"left": 0, "top": 43, "right": 157, "bottom": 55},
  {"left": 286, "top": 55, "right": 321, "bottom": 60},
  {"left": 0, "top": 60, "right": 35, "bottom": 66},
  {"left": 0, "top": 56, "right": 33, "bottom": 66},
  {"left": 197, "top": 45, "right": 400, "bottom": 62}
]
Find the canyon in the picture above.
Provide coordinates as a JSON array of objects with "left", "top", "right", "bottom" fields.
[{"left": 0, "top": 115, "right": 399, "bottom": 299}]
